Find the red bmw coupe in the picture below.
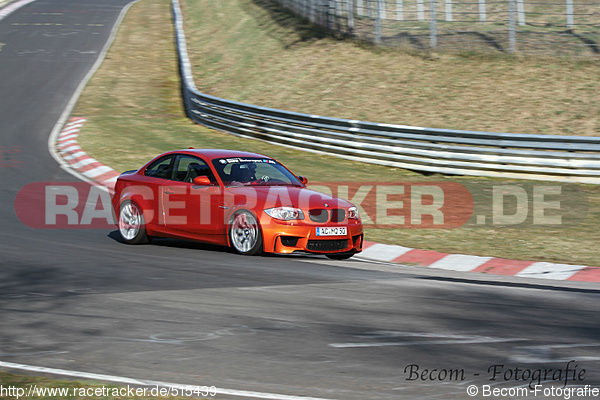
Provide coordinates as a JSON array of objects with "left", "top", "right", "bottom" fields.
[{"left": 112, "top": 149, "right": 363, "bottom": 259}]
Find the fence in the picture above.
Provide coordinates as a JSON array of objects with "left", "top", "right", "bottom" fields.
[
  {"left": 172, "top": 0, "right": 600, "bottom": 184},
  {"left": 275, "top": 0, "right": 600, "bottom": 57}
]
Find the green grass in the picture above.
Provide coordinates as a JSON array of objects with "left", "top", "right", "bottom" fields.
[{"left": 73, "top": 0, "right": 600, "bottom": 266}]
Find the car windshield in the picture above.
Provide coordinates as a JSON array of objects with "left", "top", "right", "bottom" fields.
[{"left": 211, "top": 157, "right": 302, "bottom": 187}]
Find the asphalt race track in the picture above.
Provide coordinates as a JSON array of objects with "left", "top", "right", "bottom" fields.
[{"left": 1, "top": 1, "right": 600, "bottom": 399}]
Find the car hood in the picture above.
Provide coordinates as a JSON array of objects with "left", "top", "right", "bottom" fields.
[{"left": 225, "top": 185, "right": 354, "bottom": 210}]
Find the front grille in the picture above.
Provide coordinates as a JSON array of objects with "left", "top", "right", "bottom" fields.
[
  {"left": 331, "top": 209, "right": 346, "bottom": 222},
  {"left": 309, "top": 209, "right": 328, "bottom": 223},
  {"left": 307, "top": 239, "right": 349, "bottom": 252},
  {"left": 309, "top": 209, "right": 346, "bottom": 223}
]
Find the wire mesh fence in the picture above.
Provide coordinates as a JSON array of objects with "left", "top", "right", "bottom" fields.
[{"left": 274, "top": 0, "right": 600, "bottom": 57}]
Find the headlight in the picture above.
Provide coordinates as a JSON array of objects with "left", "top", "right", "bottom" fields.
[
  {"left": 264, "top": 207, "right": 305, "bottom": 221},
  {"left": 348, "top": 206, "right": 360, "bottom": 220}
]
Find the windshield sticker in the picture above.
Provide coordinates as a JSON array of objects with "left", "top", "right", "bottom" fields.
[{"left": 218, "top": 158, "right": 276, "bottom": 164}]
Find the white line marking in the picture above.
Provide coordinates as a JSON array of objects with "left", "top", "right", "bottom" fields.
[
  {"left": 516, "top": 262, "right": 587, "bottom": 280},
  {"left": 330, "top": 331, "right": 529, "bottom": 348},
  {"left": 428, "top": 254, "right": 493, "bottom": 272},
  {"left": 58, "top": 133, "right": 79, "bottom": 141},
  {"left": 359, "top": 243, "right": 412, "bottom": 262},
  {"left": 0, "top": 361, "right": 338, "bottom": 400},
  {"left": 59, "top": 145, "right": 82, "bottom": 153},
  {"left": 511, "top": 343, "right": 600, "bottom": 363},
  {"left": 69, "top": 157, "right": 97, "bottom": 169},
  {"left": 63, "top": 121, "right": 85, "bottom": 128},
  {"left": 60, "top": 126, "right": 83, "bottom": 135},
  {"left": 58, "top": 139, "right": 78, "bottom": 147},
  {"left": 58, "top": 133, "right": 78, "bottom": 141},
  {"left": 330, "top": 337, "right": 527, "bottom": 348},
  {"left": 61, "top": 151, "right": 87, "bottom": 161},
  {"left": 82, "top": 165, "right": 113, "bottom": 178},
  {"left": 65, "top": 119, "right": 86, "bottom": 126},
  {"left": 64, "top": 121, "right": 84, "bottom": 131}
]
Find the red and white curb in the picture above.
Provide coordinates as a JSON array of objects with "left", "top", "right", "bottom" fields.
[
  {"left": 54, "top": 118, "right": 598, "bottom": 283},
  {"left": 56, "top": 117, "right": 120, "bottom": 191},
  {"left": 359, "top": 241, "right": 600, "bottom": 283}
]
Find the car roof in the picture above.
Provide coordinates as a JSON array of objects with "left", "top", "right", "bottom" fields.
[{"left": 167, "top": 149, "right": 272, "bottom": 160}]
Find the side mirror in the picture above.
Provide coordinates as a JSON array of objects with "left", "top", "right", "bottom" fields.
[
  {"left": 298, "top": 176, "right": 308, "bottom": 185},
  {"left": 193, "top": 176, "right": 212, "bottom": 186}
]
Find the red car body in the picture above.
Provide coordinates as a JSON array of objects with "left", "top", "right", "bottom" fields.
[{"left": 112, "top": 149, "right": 363, "bottom": 258}]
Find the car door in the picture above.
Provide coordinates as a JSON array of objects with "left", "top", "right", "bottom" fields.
[
  {"left": 160, "top": 154, "right": 224, "bottom": 237},
  {"left": 138, "top": 154, "right": 176, "bottom": 227}
]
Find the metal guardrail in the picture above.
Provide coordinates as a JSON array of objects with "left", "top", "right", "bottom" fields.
[{"left": 172, "top": 0, "right": 600, "bottom": 184}]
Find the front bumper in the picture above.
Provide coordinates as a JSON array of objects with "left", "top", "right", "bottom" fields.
[{"left": 260, "top": 217, "right": 363, "bottom": 255}]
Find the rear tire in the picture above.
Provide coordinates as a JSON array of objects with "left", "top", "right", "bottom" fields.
[
  {"left": 118, "top": 200, "right": 149, "bottom": 244},
  {"left": 229, "top": 210, "right": 262, "bottom": 255}
]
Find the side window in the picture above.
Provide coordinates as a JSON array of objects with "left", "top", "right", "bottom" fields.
[
  {"left": 173, "top": 155, "right": 216, "bottom": 183},
  {"left": 145, "top": 155, "right": 174, "bottom": 180}
]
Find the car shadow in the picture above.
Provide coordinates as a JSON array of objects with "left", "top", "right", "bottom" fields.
[
  {"left": 107, "top": 230, "right": 332, "bottom": 260},
  {"left": 108, "top": 230, "right": 231, "bottom": 253}
]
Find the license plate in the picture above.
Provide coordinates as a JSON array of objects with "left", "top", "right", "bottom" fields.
[{"left": 316, "top": 227, "right": 347, "bottom": 236}]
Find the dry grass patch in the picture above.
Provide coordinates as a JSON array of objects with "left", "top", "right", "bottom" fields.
[{"left": 182, "top": 0, "right": 600, "bottom": 136}]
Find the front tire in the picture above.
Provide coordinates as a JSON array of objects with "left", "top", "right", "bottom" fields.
[
  {"left": 229, "top": 210, "right": 262, "bottom": 255},
  {"left": 118, "top": 200, "right": 149, "bottom": 244}
]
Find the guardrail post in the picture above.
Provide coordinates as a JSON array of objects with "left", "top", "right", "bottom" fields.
[
  {"left": 430, "top": 0, "right": 437, "bottom": 49},
  {"left": 346, "top": 0, "right": 354, "bottom": 34},
  {"left": 508, "top": 0, "right": 516, "bottom": 53},
  {"left": 378, "top": 0, "right": 386, "bottom": 19},
  {"left": 417, "top": 0, "right": 425, "bottom": 21},
  {"left": 445, "top": 0, "right": 452, "bottom": 21},
  {"left": 356, "top": 0, "right": 364, "bottom": 16},
  {"left": 375, "top": 0, "right": 383, "bottom": 43},
  {"left": 478, "top": 0, "right": 486, "bottom": 22},
  {"left": 396, "top": 0, "right": 403, "bottom": 20},
  {"left": 516, "top": 0, "right": 525, "bottom": 26},
  {"left": 328, "top": 0, "right": 335, "bottom": 31},
  {"left": 566, "top": 0, "right": 574, "bottom": 29}
]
